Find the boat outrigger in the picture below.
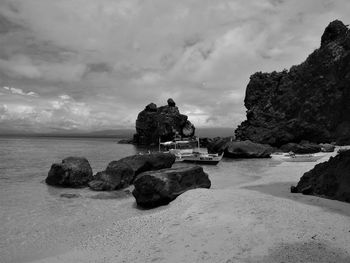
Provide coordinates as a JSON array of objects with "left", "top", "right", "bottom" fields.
[
  {"left": 159, "top": 137, "right": 223, "bottom": 165},
  {"left": 271, "top": 152, "right": 325, "bottom": 162}
]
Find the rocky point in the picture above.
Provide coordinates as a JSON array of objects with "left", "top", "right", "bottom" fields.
[{"left": 235, "top": 20, "right": 350, "bottom": 146}]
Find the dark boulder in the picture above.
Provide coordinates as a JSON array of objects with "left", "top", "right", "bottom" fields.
[
  {"left": 207, "top": 138, "right": 273, "bottom": 158},
  {"left": 280, "top": 142, "right": 322, "bottom": 154},
  {"left": 207, "top": 137, "right": 232, "bottom": 154},
  {"left": 224, "top": 140, "right": 273, "bottom": 158},
  {"left": 88, "top": 153, "right": 176, "bottom": 191},
  {"left": 46, "top": 157, "right": 93, "bottom": 187},
  {"left": 132, "top": 165, "right": 211, "bottom": 208},
  {"left": 320, "top": 143, "right": 335, "bottom": 152},
  {"left": 291, "top": 150, "right": 350, "bottom": 202},
  {"left": 134, "top": 99, "right": 195, "bottom": 145},
  {"left": 88, "top": 162, "right": 134, "bottom": 191},
  {"left": 118, "top": 152, "right": 176, "bottom": 175},
  {"left": 235, "top": 20, "right": 350, "bottom": 146}
]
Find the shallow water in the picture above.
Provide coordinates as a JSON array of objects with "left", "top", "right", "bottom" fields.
[{"left": 0, "top": 137, "right": 331, "bottom": 263}]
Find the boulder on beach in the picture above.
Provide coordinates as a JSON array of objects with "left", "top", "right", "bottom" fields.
[
  {"left": 207, "top": 138, "right": 273, "bottom": 158},
  {"left": 291, "top": 150, "right": 350, "bottom": 202},
  {"left": 118, "top": 152, "right": 176, "bottom": 175},
  {"left": 132, "top": 165, "right": 211, "bottom": 208},
  {"left": 88, "top": 153, "right": 176, "bottom": 191},
  {"left": 320, "top": 143, "right": 335, "bottom": 152},
  {"left": 133, "top": 99, "right": 195, "bottom": 145},
  {"left": 235, "top": 20, "right": 350, "bottom": 146},
  {"left": 46, "top": 157, "right": 93, "bottom": 187},
  {"left": 88, "top": 162, "right": 134, "bottom": 191},
  {"left": 225, "top": 140, "right": 273, "bottom": 158},
  {"left": 280, "top": 142, "right": 322, "bottom": 154}
]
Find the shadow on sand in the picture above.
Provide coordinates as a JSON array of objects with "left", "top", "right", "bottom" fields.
[
  {"left": 240, "top": 241, "right": 350, "bottom": 263},
  {"left": 244, "top": 182, "right": 350, "bottom": 218}
]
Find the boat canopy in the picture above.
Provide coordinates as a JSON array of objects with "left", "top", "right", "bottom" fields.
[{"left": 160, "top": 140, "right": 191, "bottom": 145}]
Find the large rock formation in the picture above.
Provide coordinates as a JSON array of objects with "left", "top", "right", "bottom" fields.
[
  {"left": 291, "top": 150, "right": 350, "bottom": 203},
  {"left": 134, "top": 99, "right": 195, "bottom": 145},
  {"left": 46, "top": 157, "right": 93, "bottom": 187},
  {"left": 207, "top": 138, "right": 273, "bottom": 158},
  {"left": 235, "top": 20, "right": 350, "bottom": 146},
  {"left": 88, "top": 153, "right": 176, "bottom": 191},
  {"left": 132, "top": 165, "right": 211, "bottom": 208}
]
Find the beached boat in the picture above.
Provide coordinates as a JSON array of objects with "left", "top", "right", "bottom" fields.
[
  {"left": 176, "top": 151, "right": 224, "bottom": 165},
  {"left": 160, "top": 138, "right": 223, "bottom": 165},
  {"left": 271, "top": 152, "right": 325, "bottom": 162}
]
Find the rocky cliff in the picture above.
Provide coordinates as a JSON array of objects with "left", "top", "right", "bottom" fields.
[
  {"left": 235, "top": 20, "right": 350, "bottom": 146},
  {"left": 134, "top": 99, "right": 195, "bottom": 145}
]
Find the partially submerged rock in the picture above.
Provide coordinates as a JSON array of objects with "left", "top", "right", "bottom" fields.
[
  {"left": 207, "top": 138, "right": 273, "bottom": 158},
  {"left": 291, "top": 150, "right": 350, "bottom": 202},
  {"left": 88, "top": 153, "right": 176, "bottom": 191},
  {"left": 133, "top": 165, "right": 211, "bottom": 208},
  {"left": 46, "top": 157, "right": 93, "bottom": 187},
  {"left": 134, "top": 99, "right": 195, "bottom": 145}
]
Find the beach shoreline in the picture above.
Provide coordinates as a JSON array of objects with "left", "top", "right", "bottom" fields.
[{"left": 11, "top": 152, "right": 348, "bottom": 263}]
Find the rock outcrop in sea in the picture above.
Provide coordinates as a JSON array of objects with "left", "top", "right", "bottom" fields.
[
  {"left": 134, "top": 98, "right": 195, "bottom": 145},
  {"left": 132, "top": 165, "right": 211, "bottom": 208},
  {"left": 291, "top": 150, "right": 350, "bottom": 203},
  {"left": 235, "top": 20, "right": 350, "bottom": 146},
  {"left": 88, "top": 153, "right": 176, "bottom": 191},
  {"left": 46, "top": 157, "right": 93, "bottom": 187}
]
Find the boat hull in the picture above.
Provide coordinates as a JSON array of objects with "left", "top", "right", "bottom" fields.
[{"left": 182, "top": 159, "right": 221, "bottom": 165}]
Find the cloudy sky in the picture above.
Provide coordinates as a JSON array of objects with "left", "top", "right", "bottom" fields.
[{"left": 0, "top": 0, "right": 349, "bottom": 133}]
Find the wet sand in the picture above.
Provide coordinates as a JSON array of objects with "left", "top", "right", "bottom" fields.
[{"left": 25, "top": 153, "right": 350, "bottom": 263}]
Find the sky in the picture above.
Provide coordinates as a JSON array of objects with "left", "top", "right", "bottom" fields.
[{"left": 0, "top": 0, "right": 349, "bottom": 133}]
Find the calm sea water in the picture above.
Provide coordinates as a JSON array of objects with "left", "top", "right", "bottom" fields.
[{"left": 0, "top": 136, "right": 326, "bottom": 263}]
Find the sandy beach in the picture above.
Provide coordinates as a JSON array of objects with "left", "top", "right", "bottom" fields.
[{"left": 17, "top": 153, "right": 349, "bottom": 263}]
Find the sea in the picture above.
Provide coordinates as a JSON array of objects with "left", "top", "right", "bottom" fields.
[{"left": 0, "top": 136, "right": 332, "bottom": 263}]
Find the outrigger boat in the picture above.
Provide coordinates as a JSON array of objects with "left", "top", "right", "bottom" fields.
[
  {"left": 271, "top": 152, "right": 325, "bottom": 162},
  {"left": 174, "top": 151, "right": 224, "bottom": 165},
  {"left": 159, "top": 137, "right": 223, "bottom": 165}
]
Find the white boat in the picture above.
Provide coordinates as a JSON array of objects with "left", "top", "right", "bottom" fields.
[
  {"left": 160, "top": 138, "right": 223, "bottom": 165},
  {"left": 272, "top": 152, "right": 326, "bottom": 162},
  {"left": 176, "top": 151, "right": 224, "bottom": 165}
]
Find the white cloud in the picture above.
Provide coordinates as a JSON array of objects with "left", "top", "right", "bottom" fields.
[
  {"left": 3, "top": 86, "right": 38, "bottom": 97},
  {"left": 0, "top": 0, "right": 349, "bottom": 132}
]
